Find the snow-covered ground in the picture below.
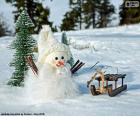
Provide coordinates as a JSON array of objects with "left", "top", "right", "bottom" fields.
[{"left": 0, "top": 24, "right": 140, "bottom": 116}]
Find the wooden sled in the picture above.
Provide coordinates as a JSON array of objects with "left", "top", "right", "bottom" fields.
[{"left": 87, "top": 70, "right": 127, "bottom": 97}]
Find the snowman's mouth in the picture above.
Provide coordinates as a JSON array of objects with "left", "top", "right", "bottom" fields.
[{"left": 56, "top": 61, "right": 64, "bottom": 67}]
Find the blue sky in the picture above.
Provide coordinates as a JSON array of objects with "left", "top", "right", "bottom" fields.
[{"left": 0, "top": 0, "right": 123, "bottom": 31}]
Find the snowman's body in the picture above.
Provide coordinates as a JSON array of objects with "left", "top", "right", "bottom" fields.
[
  {"left": 25, "top": 25, "right": 79, "bottom": 103},
  {"left": 25, "top": 60, "right": 79, "bottom": 103}
]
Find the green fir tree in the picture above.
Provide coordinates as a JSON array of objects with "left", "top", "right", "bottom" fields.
[
  {"left": 0, "top": 14, "right": 10, "bottom": 36},
  {"left": 119, "top": 0, "right": 140, "bottom": 25},
  {"left": 60, "top": 0, "right": 82, "bottom": 31},
  {"left": 60, "top": 9, "right": 79, "bottom": 31},
  {"left": 8, "top": 9, "right": 35, "bottom": 86},
  {"left": 61, "top": 0, "right": 115, "bottom": 30},
  {"left": 68, "top": 56, "right": 75, "bottom": 67},
  {"left": 69, "top": 0, "right": 83, "bottom": 29},
  {"left": 97, "top": 0, "right": 115, "bottom": 28},
  {"left": 5, "top": 0, "right": 54, "bottom": 33},
  {"left": 61, "top": 32, "right": 69, "bottom": 45},
  {"left": 82, "top": 0, "right": 100, "bottom": 28},
  {"left": 61, "top": 32, "right": 74, "bottom": 67}
]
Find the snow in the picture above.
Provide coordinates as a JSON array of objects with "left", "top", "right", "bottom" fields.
[{"left": 0, "top": 24, "right": 140, "bottom": 115}]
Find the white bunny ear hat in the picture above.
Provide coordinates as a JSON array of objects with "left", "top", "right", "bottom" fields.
[
  {"left": 38, "top": 25, "right": 57, "bottom": 59},
  {"left": 37, "top": 25, "right": 72, "bottom": 64}
]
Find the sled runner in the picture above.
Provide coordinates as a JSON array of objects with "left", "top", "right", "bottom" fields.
[{"left": 87, "top": 70, "right": 127, "bottom": 97}]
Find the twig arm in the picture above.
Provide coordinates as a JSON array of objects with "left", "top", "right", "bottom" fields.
[{"left": 25, "top": 55, "right": 38, "bottom": 76}]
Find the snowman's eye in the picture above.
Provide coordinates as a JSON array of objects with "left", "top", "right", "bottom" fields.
[
  {"left": 55, "top": 57, "right": 58, "bottom": 60},
  {"left": 61, "top": 56, "right": 64, "bottom": 59}
]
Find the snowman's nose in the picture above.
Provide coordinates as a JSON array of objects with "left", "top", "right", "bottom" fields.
[{"left": 56, "top": 61, "right": 65, "bottom": 67}]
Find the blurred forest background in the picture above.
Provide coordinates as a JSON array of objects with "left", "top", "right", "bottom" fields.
[{"left": 0, "top": 0, "right": 140, "bottom": 36}]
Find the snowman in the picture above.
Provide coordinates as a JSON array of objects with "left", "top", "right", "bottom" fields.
[{"left": 25, "top": 25, "right": 79, "bottom": 103}]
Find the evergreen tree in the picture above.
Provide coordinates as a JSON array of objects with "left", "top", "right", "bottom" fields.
[
  {"left": 97, "top": 0, "right": 115, "bottom": 28},
  {"left": 8, "top": 9, "right": 35, "bottom": 86},
  {"left": 61, "top": 0, "right": 115, "bottom": 30},
  {"left": 82, "top": 0, "right": 100, "bottom": 28},
  {"left": 119, "top": 0, "right": 140, "bottom": 25},
  {"left": 0, "top": 23, "right": 6, "bottom": 37},
  {"left": 68, "top": 56, "right": 75, "bottom": 67},
  {"left": 60, "top": 10, "right": 79, "bottom": 31},
  {"left": 0, "top": 15, "right": 8, "bottom": 37},
  {"left": 61, "top": 32, "right": 74, "bottom": 67},
  {"left": 61, "top": 32, "right": 69, "bottom": 45},
  {"left": 70, "top": 0, "right": 83, "bottom": 29},
  {"left": 61, "top": 0, "right": 82, "bottom": 31},
  {"left": 5, "top": 0, "right": 53, "bottom": 33}
]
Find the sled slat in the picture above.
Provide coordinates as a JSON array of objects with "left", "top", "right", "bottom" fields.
[
  {"left": 108, "top": 85, "right": 127, "bottom": 97},
  {"left": 95, "top": 74, "right": 126, "bottom": 81}
]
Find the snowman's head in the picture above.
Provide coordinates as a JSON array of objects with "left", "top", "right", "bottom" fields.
[
  {"left": 45, "top": 51, "right": 69, "bottom": 68},
  {"left": 39, "top": 43, "right": 71, "bottom": 68}
]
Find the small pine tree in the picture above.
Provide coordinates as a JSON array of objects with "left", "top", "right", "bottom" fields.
[
  {"left": 0, "top": 17, "right": 6, "bottom": 37},
  {"left": 61, "top": 32, "right": 69, "bottom": 45},
  {"left": 8, "top": 9, "right": 35, "bottom": 86},
  {"left": 0, "top": 14, "right": 10, "bottom": 37},
  {"left": 61, "top": 32, "right": 74, "bottom": 67},
  {"left": 68, "top": 57, "right": 75, "bottom": 67}
]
